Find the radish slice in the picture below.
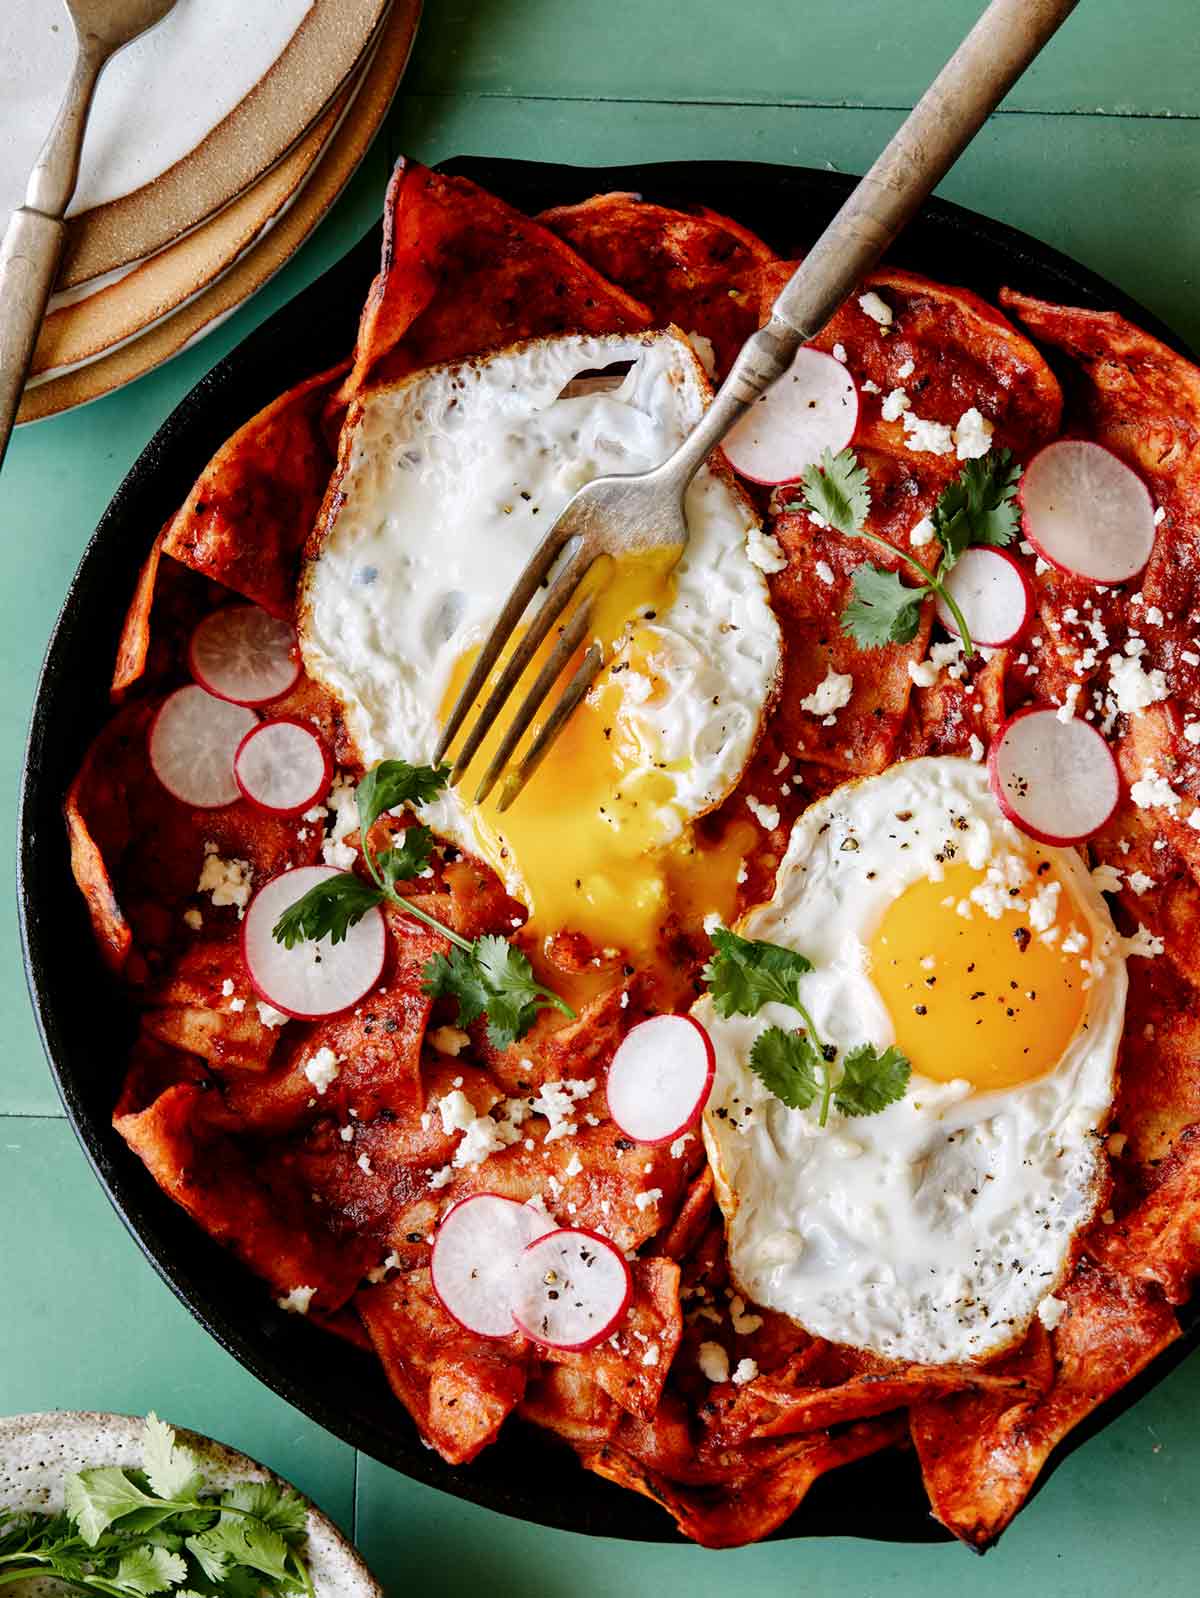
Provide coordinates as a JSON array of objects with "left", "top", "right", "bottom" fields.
[
  {"left": 722, "top": 347, "right": 858, "bottom": 485},
  {"left": 189, "top": 604, "right": 301, "bottom": 706},
  {"left": 935, "top": 547, "right": 1033, "bottom": 647},
  {"left": 511, "top": 1228, "right": 633, "bottom": 1352},
  {"left": 431, "top": 1194, "right": 556, "bottom": 1338},
  {"left": 149, "top": 685, "right": 257, "bottom": 808},
  {"left": 234, "top": 718, "right": 333, "bottom": 817},
  {"left": 1019, "top": 440, "right": 1157, "bottom": 584},
  {"left": 242, "top": 865, "right": 385, "bottom": 1019},
  {"left": 988, "top": 706, "right": 1121, "bottom": 845},
  {"left": 605, "top": 1014, "right": 715, "bottom": 1146}
]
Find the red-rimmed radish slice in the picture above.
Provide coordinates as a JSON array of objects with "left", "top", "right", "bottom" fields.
[
  {"left": 988, "top": 706, "right": 1120, "bottom": 845},
  {"left": 605, "top": 1014, "right": 715, "bottom": 1146},
  {"left": 234, "top": 718, "right": 333, "bottom": 818},
  {"left": 511, "top": 1228, "right": 633, "bottom": 1352},
  {"left": 431, "top": 1194, "right": 555, "bottom": 1338},
  {"left": 722, "top": 347, "right": 858, "bottom": 485},
  {"left": 149, "top": 684, "right": 257, "bottom": 808},
  {"left": 189, "top": 604, "right": 301, "bottom": 706},
  {"left": 934, "top": 547, "right": 1033, "bottom": 647},
  {"left": 242, "top": 864, "right": 385, "bottom": 1019},
  {"left": 1019, "top": 440, "right": 1157, "bottom": 584}
]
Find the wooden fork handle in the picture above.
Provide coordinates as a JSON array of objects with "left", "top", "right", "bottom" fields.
[
  {"left": 669, "top": 0, "right": 1081, "bottom": 481},
  {"left": 0, "top": 209, "right": 65, "bottom": 467}
]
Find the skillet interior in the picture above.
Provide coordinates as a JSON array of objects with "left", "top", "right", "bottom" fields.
[{"left": 18, "top": 157, "right": 1200, "bottom": 1543}]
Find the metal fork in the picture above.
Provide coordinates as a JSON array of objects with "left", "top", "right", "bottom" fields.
[
  {"left": 437, "top": 0, "right": 1081, "bottom": 810},
  {"left": 0, "top": 0, "right": 179, "bottom": 470}
]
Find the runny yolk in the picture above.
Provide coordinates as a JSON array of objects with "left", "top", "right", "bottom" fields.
[
  {"left": 868, "top": 858, "right": 1091, "bottom": 1092},
  {"left": 439, "top": 547, "right": 748, "bottom": 998}
]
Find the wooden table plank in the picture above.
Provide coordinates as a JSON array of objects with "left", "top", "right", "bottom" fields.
[{"left": 409, "top": 0, "right": 1200, "bottom": 118}]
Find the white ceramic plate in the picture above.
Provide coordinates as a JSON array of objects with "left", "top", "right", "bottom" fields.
[{"left": 0, "top": 1411, "right": 382, "bottom": 1596}]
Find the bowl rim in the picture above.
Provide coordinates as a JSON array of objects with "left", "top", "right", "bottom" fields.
[{"left": 18, "top": 156, "right": 1200, "bottom": 1547}]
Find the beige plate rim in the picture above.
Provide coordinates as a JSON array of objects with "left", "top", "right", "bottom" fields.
[
  {"left": 17, "top": 0, "right": 422, "bottom": 426},
  {"left": 32, "top": 79, "right": 352, "bottom": 378},
  {"left": 58, "top": 0, "right": 390, "bottom": 287},
  {"left": 0, "top": 1410, "right": 382, "bottom": 1596}
]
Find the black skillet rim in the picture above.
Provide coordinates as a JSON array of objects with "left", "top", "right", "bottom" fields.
[{"left": 17, "top": 157, "right": 1199, "bottom": 1546}]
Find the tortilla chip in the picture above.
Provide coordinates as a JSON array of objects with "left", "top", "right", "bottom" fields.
[
  {"left": 655, "top": 1166, "right": 715, "bottom": 1262},
  {"left": 65, "top": 767, "right": 133, "bottom": 975},
  {"left": 765, "top": 265, "right": 1063, "bottom": 460},
  {"left": 583, "top": 1416, "right": 904, "bottom": 1548},
  {"left": 912, "top": 1257, "right": 1180, "bottom": 1548},
  {"left": 768, "top": 453, "right": 935, "bottom": 774},
  {"left": 111, "top": 527, "right": 166, "bottom": 700},
  {"left": 901, "top": 646, "right": 1010, "bottom": 760},
  {"left": 518, "top": 1364, "right": 620, "bottom": 1446},
  {"left": 539, "top": 193, "right": 778, "bottom": 378},
  {"left": 548, "top": 1257, "right": 682, "bottom": 1421},
  {"left": 338, "top": 159, "right": 651, "bottom": 400},
  {"left": 1108, "top": 958, "right": 1200, "bottom": 1179},
  {"left": 1095, "top": 1125, "right": 1200, "bottom": 1303},
  {"left": 141, "top": 932, "right": 279, "bottom": 1073},
  {"left": 708, "top": 1325, "right": 1053, "bottom": 1446},
  {"left": 161, "top": 363, "right": 345, "bottom": 618},
  {"left": 356, "top": 1269, "right": 529, "bottom": 1464},
  {"left": 115, "top": 1081, "right": 369, "bottom": 1312}
]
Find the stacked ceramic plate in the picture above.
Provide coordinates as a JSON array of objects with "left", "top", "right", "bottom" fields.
[{"left": 4, "top": 0, "right": 421, "bottom": 424}]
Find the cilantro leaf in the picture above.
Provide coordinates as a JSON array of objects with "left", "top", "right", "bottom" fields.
[
  {"left": 748, "top": 1026, "right": 821, "bottom": 1111},
  {"left": 273, "top": 757, "right": 574, "bottom": 1048},
  {"left": 65, "top": 1467, "right": 157, "bottom": 1546},
  {"left": 423, "top": 936, "right": 574, "bottom": 1049},
  {"left": 842, "top": 563, "right": 928, "bottom": 648},
  {"left": 271, "top": 871, "right": 384, "bottom": 949},
  {"left": 422, "top": 945, "right": 491, "bottom": 1029},
  {"left": 794, "top": 447, "right": 871, "bottom": 537},
  {"left": 142, "top": 1413, "right": 201, "bottom": 1503},
  {"left": 932, "top": 448, "right": 1022, "bottom": 567},
  {"left": 188, "top": 1512, "right": 292, "bottom": 1585},
  {"left": 113, "top": 1543, "right": 188, "bottom": 1594},
  {"left": 221, "top": 1481, "right": 308, "bottom": 1543},
  {"left": 702, "top": 926, "right": 813, "bottom": 1018},
  {"left": 376, "top": 824, "right": 434, "bottom": 889},
  {"left": 356, "top": 759, "right": 449, "bottom": 840},
  {"left": 833, "top": 1043, "right": 912, "bottom": 1117}
]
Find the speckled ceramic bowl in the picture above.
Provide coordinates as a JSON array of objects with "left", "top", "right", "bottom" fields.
[{"left": 0, "top": 1411, "right": 381, "bottom": 1596}]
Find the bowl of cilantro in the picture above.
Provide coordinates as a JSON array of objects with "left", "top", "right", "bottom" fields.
[{"left": 0, "top": 1411, "right": 379, "bottom": 1595}]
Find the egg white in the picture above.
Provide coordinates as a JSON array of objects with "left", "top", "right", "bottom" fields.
[
  {"left": 698, "top": 756, "right": 1126, "bottom": 1365},
  {"left": 299, "top": 329, "right": 781, "bottom": 881}
]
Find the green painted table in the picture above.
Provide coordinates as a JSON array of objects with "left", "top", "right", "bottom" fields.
[{"left": 4, "top": 3, "right": 1199, "bottom": 1590}]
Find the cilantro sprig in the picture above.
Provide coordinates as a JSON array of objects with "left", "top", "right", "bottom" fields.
[
  {"left": 703, "top": 926, "right": 910, "bottom": 1126},
  {"left": 0, "top": 1413, "right": 313, "bottom": 1595},
  {"left": 790, "top": 446, "right": 1022, "bottom": 659},
  {"left": 272, "top": 759, "right": 573, "bottom": 1049}
]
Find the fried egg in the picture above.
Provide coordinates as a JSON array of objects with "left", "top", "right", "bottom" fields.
[
  {"left": 300, "top": 330, "right": 781, "bottom": 980},
  {"left": 698, "top": 756, "right": 1126, "bottom": 1365}
]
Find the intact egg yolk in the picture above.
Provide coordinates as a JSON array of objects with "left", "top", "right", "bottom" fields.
[
  {"left": 869, "top": 858, "right": 1091, "bottom": 1092},
  {"left": 439, "top": 547, "right": 748, "bottom": 996}
]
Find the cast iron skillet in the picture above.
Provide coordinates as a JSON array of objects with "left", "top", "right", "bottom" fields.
[{"left": 18, "top": 158, "right": 1200, "bottom": 1545}]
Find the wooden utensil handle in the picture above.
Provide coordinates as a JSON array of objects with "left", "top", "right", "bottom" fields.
[
  {"left": 0, "top": 209, "right": 65, "bottom": 468},
  {"left": 666, "top": 0, "right": 1081, "bottom": 484},
  {"left": 770, "top": 0, "right": 1081, "bottom": 342}
]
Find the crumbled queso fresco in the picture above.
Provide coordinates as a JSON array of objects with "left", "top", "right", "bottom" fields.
[
  {"left": 197, "top": 842, "right": 252, "bottom": 913},
  {"left": 800, "top": 667, "right": 853, "bottom": 718}
]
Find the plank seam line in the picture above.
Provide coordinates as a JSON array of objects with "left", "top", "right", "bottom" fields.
[
  {"left": 403, "top": 89, "right": 1200, "bottom": 122},
  {"left": 0, "top": 1110, "right": 69, "bottom": 1122}
]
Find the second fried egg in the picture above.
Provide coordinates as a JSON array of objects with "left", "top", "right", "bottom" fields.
[{"left": 699, "top": 756, "right": 1126, "bottom": 1365}]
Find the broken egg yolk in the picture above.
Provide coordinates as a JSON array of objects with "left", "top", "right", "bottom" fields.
[
  {"left": 440, "top": 546, "right": 750, "bottom": 993},
  {"left": 869, "top": 858, "right": 1092, "bottom": 1092}
]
